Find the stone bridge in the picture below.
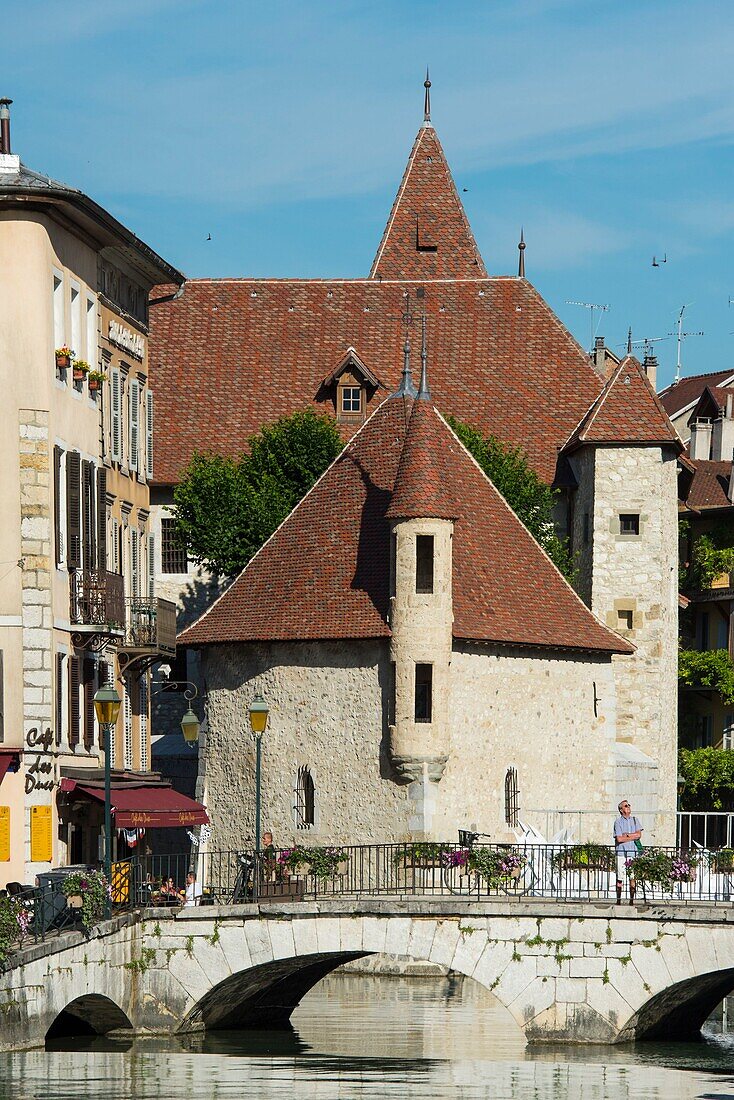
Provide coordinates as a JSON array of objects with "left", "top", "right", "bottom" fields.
[{"left": 3, "top": 898, "right": 734, "bottom": 1051}]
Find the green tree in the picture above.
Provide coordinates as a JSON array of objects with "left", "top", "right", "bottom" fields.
[
  {"left": 678, "top": 648, "right": 734, "bottom": 705},
  {"left": 679, "top": 747, "right": 734, "bottom": 811},
  {"left": 446, "top": 417, "right": 575, "bottom": 579},
  {"left": 173, "top": 410, "right": 343, "bottom": 576}
]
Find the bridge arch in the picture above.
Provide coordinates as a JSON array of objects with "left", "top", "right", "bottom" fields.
[
  {"left": 620, "top": 968, "right": 734, "bottom": 1042},
  {"left": 45, "top": 994, "right": 133, "bottom": 1042}
]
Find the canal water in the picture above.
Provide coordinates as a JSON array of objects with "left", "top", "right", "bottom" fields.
[{"left": 3, "top": 971, "right": 734, "bottom": 1098}]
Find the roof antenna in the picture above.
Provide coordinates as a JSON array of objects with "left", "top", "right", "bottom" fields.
[
  {"left": 394, "top": 292, "right": 417, "bottom": 398},
  {"left": 670, "top": 304, "right": 704, "bottom": 384},
  {"left": 627, "top": 327, "right": 633, "bottom": 355},
  {"left": 518, "top": 227, "right": 526, "bottom": 278},
  {"left": 423, "top": 68, "right": 432, "bottom": 126},
  {"left": 417, "top": 295, "right": 431, "bottom": 401}
]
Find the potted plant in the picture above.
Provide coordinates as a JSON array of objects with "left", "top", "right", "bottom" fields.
[
  {"left": 625, "top": 849, "right": 698, "bottom": 892},
  {"left": 393, "top": 842, "right": 448, "bottom": 869},
  {"left": 72, "top": 358, "right": 90, "bottom": 382},
  {"left": 710, "top": 848, "right": 734, "bottom": 875},
  {"left": 551, "top": 844, "right": 615, "bottom": 873},
  {"left": 467, "top": 847, "right": 525, "bottom": 888},
  {"left": 55, "top": 346, "right": 74, "bottom": 370},
  {"left": 61, "top": 869, "right": 111, "bottom": 930},
  {"left": 87, "top": 369, "right": 107, "bottom": 393}
]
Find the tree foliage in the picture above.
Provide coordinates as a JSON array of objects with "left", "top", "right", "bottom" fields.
[
  {"left": 446, "top": 417, "right": 575, "bottom": 579},
  {"left": 684, "top": 525, "right": 734, "bottom": 594},
  {"left": 173, "top": 410, "right": 344, "bottom": 576},
  {"left": 678, "top": 648, "right": 734, "bottom": 705},
  {"left": 679, "top": 748, "right": 734, "bottom": 811}
]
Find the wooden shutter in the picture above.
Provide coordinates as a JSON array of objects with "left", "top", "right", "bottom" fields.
[
  {"left": 148, "top": 534, "right": 155, "bottom": 599},
  {"left": 146, "top": 391, "right": 154, "bottom": 480},
  {"left": 68, "top": 655, "right": 80, "bottom": 748},
  {"left": 53, "top": 446, "right": 63, "bottom": 566},
  {"left": 111, "top": 368, "right": 121, "bottom": 462},
  {"left": 65, "top": 451, "right": 81, "bottom": 569},
  {"left": 82, "top": 460, "right": 96, "bottom": 570},
  {"left": 83, "top": 659, "right": 95, "bottom": 751},
  {"left": 55, "top": 652, "right": 64, "bottom": 747},
  {"left": 96, "top": 468, "right": 107, "bottom": 571},
  {"left": 129, "top": 378, "right": 140, "bottom": 473}
]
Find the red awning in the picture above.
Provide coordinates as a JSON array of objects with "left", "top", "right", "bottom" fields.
[
  {"left": 0, "top": 750, "right": 21, "bottom": 787},
  {"left": 59, "top": 779, "right": 209, "bottom": 828}
]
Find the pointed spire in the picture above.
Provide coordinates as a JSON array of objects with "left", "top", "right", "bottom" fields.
[
  {"left": 627, "top": 327, "right": 633, "bottom": 355},
  {"left": 518, "top": 227, "right": 526, "bottom": 278},
  {"left": 417, "top": 312, "right": 431, "bottom": 401},
  {"left": 392, "top": 296, "right": 417, "bottom": 398},
  {"left": 423, "top": 68, "right": 432, "bottom": 125}
]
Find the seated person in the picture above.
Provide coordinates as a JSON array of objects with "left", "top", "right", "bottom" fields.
[{"left": 181, "top": 872, "right": 202, "bottom": 908}]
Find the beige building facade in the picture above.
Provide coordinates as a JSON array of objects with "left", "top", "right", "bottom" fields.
[{"left": 0, "top": 111, "right": 184, "bottom": 883}]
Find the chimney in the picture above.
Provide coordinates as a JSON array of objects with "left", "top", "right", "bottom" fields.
[
  {"left": 690, "top": 419, "right": 712, "bottom": 461},
  {"left": 643, "top": 353, "right": 658, "bottom": 391},
  {"left": 0, "top": 98, "right": 11, "bottom": 155},
  {"left": 593, "top": 336, "right": 606, "bottom": 372}
]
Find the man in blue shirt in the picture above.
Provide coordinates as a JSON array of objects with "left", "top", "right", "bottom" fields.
[{"left": 614, "top": 799, "right": 643, "bottom": 905}]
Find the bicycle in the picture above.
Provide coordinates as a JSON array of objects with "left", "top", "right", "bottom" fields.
[
  {"left": 442, "top": 831, "right": 536, "bottom": 897},
  {"left": 230, "top": 851, "right": 256, "bottom": 903}
]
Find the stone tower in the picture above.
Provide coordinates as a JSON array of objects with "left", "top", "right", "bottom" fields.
[
  {"left": 563, "top": 358, "right": 682, "bottom": 841},
  {"left": 385, "top": 397, "right": 456, "bottom": 835}
]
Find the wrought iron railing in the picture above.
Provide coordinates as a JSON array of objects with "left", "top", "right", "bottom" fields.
[
  {"left": 69, "top": 569, "right": 125, "bottom": 627},
  {"left": 124, "top": 598, "right": 176, "bottom": 656}
]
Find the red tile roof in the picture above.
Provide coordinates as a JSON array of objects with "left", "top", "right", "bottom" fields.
[
  {"left": 563, "top": 357, "right": 682, "bottom": 453},
  {"left": 682, "top": 460, "right": 733, "bottom": 511},
  {"left": 369, "top": 125, "right": 487, "bottom": 280},
  {"left": 687, "top": 385, "right": 734, "bottom": 423},
  {"left": 149, "top": 276, "right": 601, "bottom": 486},
  {"left": 659, "top": 370, "right": 734, "bottom": 419},
  {"left": 386, "top": 399, "right": 460, "bottom": 520},
  {"left": 180, "top": 395, "right": 632, "bottom": 655}
]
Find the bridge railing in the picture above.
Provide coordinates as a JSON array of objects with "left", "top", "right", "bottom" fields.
[{"left": 124, "top": 842, "right": 734, "bottom": 908}]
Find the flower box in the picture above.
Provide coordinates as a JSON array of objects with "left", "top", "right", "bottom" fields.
[{"left": 88, "top": 377, "right": 101, "bottom": 393}]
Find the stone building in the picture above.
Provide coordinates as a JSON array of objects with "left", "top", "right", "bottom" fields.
[
  {"left": 0, "top": 103, "right": 206, "bottom": 883},
  {"left": 180, "top": 352, "right": 681, "bottom": 848},
  {"left": 152, "top": 87, "right": 683, "bottom": 846}
]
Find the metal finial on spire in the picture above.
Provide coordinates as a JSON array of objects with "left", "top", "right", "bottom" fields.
[
  {"left": 423, "top": 68, "right": 432, "bottom": 124},
  {"left": 417, "top": 312, "right": 431, "bottom": 401},
  {"left": 518, "top": 227, "right": 526, "bottom": 278},
  {"left": 393, "top": 294, "right": 418, "bottom": 398},
  {"left": 627, "top": 327, "right": 633, "bottom": 355}
]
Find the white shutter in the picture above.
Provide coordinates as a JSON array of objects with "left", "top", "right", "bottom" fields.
[
  {"left": 111, "top": 518, "right": 119, "bottom": 574},
  {"left": 111, "top": 368, "right": 121, "bottom": 462},
  {"left": 129, "top": 378, "right": 140, "bottom": 473},
  {"left": 139, "top": 676, "right": 149, "bottom": 772},
  {"left": 146, "top": 391, "right": 154, "bottom": 480},
  {"left": 123, "top": 686, "right": 133, "bottom": 771},
  {"left": 131, "top": 529, "right": 139, "bottom": 598},
  {"left": 148, "top": 534, "right": 155, "bottom": 599}
]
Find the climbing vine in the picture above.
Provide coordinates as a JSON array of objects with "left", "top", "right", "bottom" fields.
[
  {"left": 679, "top": 747, "right": 734, "bottom": 810},
  {"left": 678, "top": 649, "right": 734, "bottom": 705}
]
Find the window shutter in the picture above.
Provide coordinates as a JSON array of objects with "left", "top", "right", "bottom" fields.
[
  {"left": 129, "top": 377, "right": 140, "bottom": 473},
  {"left": 83, "top": 659, "right": 95, "bottom": 751},
  {"left": 55, "top": 652, "right": 64, "bottom": 747},
  {"left": 123, "top": 685, "right": 133, "bottom": 770},
  {"left": 111, "top": 368, "right": 121, "bottom": 462},
  {"left": 82, "top": 460, "right": 96, "bottom": 570},
  {"left": 131, "top": 529, "right": 139, "bottom": 598},
  {"left": 111, "top": 518, "right": 119, "bottom": 574},
  {"left": 146, "top": 391, "right": 154, "bottom": 480},
  {"left": 96, "top": 468, "right": 107, "bottom": 571},
  {"left": 97, "top": 661, "right": 108, "bottom": 747},
  {"left": 148, "top": 534, "right": 155, "bottom": 599},
  {"left": 65, "top": 451, "right": 81, "bottom": 569},
  {"left": 53, "top": 446, "right": 63, "bottom": 566},
  {"left": 139, "top": 675, "right": 149, "bottom": 771},
  {"left": 68, "top": 655, "right": 80, "bottom": 747}
]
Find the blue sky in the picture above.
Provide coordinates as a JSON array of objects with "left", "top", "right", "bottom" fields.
[{"left": 7, "top": 0, "right": 734, "bottom": 389}]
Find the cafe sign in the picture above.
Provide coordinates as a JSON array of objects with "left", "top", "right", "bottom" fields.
[{"left": 108, "top": 320, "right": 144, "bottom": 361}]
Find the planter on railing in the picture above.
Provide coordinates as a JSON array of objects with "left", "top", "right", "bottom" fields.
[{"left": 72, "top": 359, "right": 90, "bottom": 383}]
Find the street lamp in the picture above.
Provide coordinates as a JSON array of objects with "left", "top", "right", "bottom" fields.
[
  {"left": 93, "top": 685, "right": 122, "bottom": 905},
  {"left": 248, "top": 694, "right": 269, "bottom": 852}
]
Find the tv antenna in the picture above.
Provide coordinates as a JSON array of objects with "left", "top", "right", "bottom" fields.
[
  {"left": 623, "top": 335, "right": 672, "bottom": 356},
  {"left": 565, "top": 300, "right": 610, "bottom": 349},
  {"left": 669, "top": 305, "right": 704, "bottom": 384}
]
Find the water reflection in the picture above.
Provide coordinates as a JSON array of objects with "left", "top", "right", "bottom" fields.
[{"left": 4, "top": 971, "right": 734, "bottom": 1099}]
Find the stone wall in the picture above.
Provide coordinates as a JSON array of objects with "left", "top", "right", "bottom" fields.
[{"left": 589, "top": 447, "right": 679, "bottom": 841}]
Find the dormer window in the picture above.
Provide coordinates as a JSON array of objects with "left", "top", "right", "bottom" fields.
[{"left": 318, "top": 347, "right": 382, "bottom": 424}]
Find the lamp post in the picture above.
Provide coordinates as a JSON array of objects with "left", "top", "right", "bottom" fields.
[
  {"left": 248, "top": 695, "right": 269, "bottom": 852},
  {"left": 93, "top": 685, "right": 122, "bottom": 908}
]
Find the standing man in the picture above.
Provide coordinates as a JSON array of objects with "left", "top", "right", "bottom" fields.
[
  {"left": 181, "top": 871, "right": 202, "bottom": 907},
  {"left": 614, "top": 800, "right": 643, "bottom": 906}
]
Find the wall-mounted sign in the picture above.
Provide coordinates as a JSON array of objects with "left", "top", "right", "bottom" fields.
[
  {"left": 0, "top": 807, "right": 10, "bottom": 862},
  {"left": 108, "top": 320, "right": 144, "bottom": 361},
  {"left": 30, "top": 805, "right": 52, "bottom": 863},
  {"left": 25, "top": 726, "right": 53, "bottom": 795}
]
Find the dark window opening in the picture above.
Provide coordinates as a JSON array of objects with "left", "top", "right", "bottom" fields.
[
  {"left": 504, "top": 767, "right": 519, "bottom": 827},
  {"left": 619, "top": 513, "right": 640, "bottom": 536},
  {"left": 295, "top": 765, "right": 315, "bottom": 829},
  {"left": 617, "top": 609, "right": 634, "bottom": 632},
  {"left": 416, "top": 535, "right": 434, "bottom": 594},
  {"left": 583, "top": 512, "right": 590, "bottom": 546},
  {"left": 414, "top": 663, "right": 433, "bottom": 723},
  {"left": 161, "top": 517, "right": 187, "bottom": 574}
]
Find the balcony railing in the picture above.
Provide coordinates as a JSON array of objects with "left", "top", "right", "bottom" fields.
[
  {"left": 69, "top": 569, "right": 125, "bottom": 628},
  {"left": 124, "top": 598, "right": 177, "bottom": 657}
]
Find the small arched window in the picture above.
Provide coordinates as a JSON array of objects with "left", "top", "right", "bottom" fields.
[
  {"left": 295, "top": 766, "right": 315, "bottom": 830},
  {"left": 504, "top": 767, "right": 519, "bottom": 828}
]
